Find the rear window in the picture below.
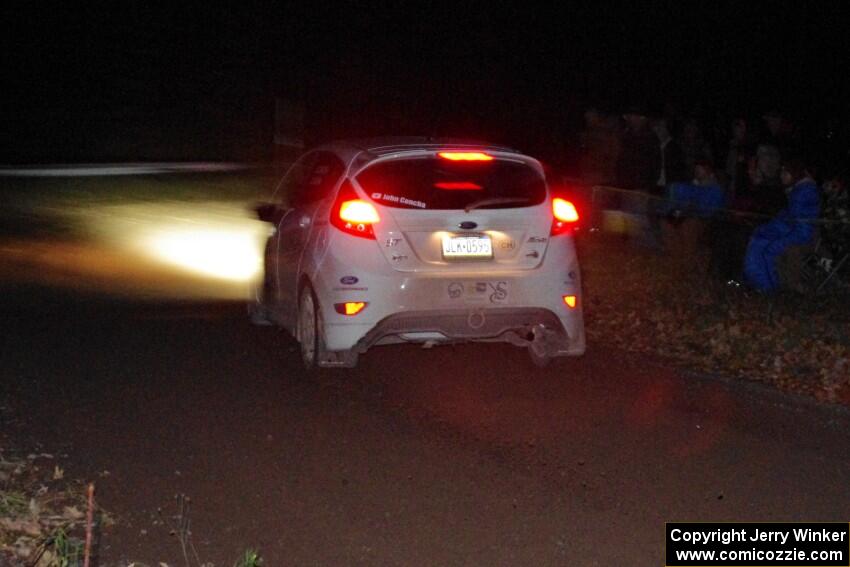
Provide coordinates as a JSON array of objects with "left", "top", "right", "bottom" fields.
[{"left": 355, "top": 156, "right": 547, "bottom": 210}]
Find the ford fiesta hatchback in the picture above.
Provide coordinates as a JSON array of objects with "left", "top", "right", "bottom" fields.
[{"left": 252, "top": 138, "right": 585, "bottom": 368}]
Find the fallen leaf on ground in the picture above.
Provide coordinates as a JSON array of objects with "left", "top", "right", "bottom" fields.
[
  {"left": 63, "top": 505, "right": 84, "bottom": 520},
  {"left": 0, "top": 517, "right": 42, "bottom": 537}
]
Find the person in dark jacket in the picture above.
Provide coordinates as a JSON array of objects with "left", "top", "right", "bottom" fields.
[
  {"left": 616, "top": 106, "right": 662, "bottom": 248},
  {"left": 743, "top": 158, "right": 821, "bottom": 291},
  {"left": 722, "top": 117, "right": 754, "bottom": 201},
  {"left": 616, "top": 106, "right": 661, "bottom": 193},
  {"left": 579, "top": 106, "right": 622, "bottom": 186},
  {"left": 680, "top": 118, "right": 713, "bottom": 181},
  {"left": 821, "top": 175, "right": 850, "bottom": 261},
  {"left": 652, "top": 117, "right": 687, "bottom": 195}
]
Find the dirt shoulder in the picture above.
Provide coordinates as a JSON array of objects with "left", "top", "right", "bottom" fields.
[{"left": 580, "top": 233, "right": 850, "bottom": 405}]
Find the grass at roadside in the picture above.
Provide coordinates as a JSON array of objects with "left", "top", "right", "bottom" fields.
[
  {"left": 0, "top": 452, "right": 93, "bottom": 565},
  {"left": 580, "top": 233, "right": 850, "bottom": 404},
  {"left": 1, "top": 397, "right": 264, "bottom": 566}
]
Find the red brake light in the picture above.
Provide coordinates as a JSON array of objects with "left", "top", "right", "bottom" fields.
[
  {"left": 339, "top": 200, "right": 380, "bottom": 224},
  {"left": 438, "top": 151, "right": 494, "bottom": 162},
  {"left": 331, "top": 180, "right": 379, "bottom": 239},
  {"left": 553, "top": 198, "right": 579, "bottom": 222},
  {"left": 434, "top": 182, "right": 484, "bottom": 190},
  {"left": 551, "top": 198, "right": 580, "bottom": 235}
]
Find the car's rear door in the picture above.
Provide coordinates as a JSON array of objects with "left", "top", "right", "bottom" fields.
[{"left": 277, "top": 151, "right": 345, "bottom": 303}]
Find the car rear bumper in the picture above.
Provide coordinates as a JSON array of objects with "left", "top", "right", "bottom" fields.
[
  {"left": 359, "top": 306, "right": 582, "bottom": 350},
  {"left": 317, "top": 305, "right": 584, "bottom": 363}
]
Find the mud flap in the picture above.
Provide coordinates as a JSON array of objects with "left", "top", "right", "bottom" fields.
[
  {"left": 529, "top": 324, "right": 560, "bottom": 359},
  {"left": 318, "top": 348, "right": 360, "bottom": 368}
]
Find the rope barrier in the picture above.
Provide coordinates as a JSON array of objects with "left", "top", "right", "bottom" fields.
[{"left": 588, "top": 185, "right": 850, "bottom": 226}]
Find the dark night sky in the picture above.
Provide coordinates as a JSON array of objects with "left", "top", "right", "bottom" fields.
[{"left": 5, "top": 3, "right": 850, "bottom": 163}]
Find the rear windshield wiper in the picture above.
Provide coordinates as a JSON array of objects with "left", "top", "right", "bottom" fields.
[{"left": 464, "top": 197, "right": 530, "bottom": 213}]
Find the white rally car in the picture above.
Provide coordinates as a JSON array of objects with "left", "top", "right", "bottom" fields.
[{"left": 253, "top": 138, "right": 585, "bottom": 368}]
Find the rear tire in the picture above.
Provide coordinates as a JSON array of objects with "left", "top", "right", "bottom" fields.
[{"left": 298, "top": 284, "right": 321, "bottom": 370}]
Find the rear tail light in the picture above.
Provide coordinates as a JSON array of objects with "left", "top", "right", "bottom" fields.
[
  {"left": 562, "top": 295, "right": 577, "bottom": 309},
  {"left": 551, "top": 198, "right": 580, "bottom": 235},
  {"left": 340, "top": 200, "right": 380, "bottom": 224},
  {"left": 335, "top": 302, "right": 367, "bottom": 316},
  {"left": 331, "top": 180, "right": 379, "bottom": 239}
]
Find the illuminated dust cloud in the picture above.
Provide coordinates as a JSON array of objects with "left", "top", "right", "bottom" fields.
[{"left": 0, "top": 199, "right": 269, "bottom": 300}]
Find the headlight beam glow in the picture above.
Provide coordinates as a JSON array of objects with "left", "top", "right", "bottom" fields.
[{"left": 145, "top": 228, "right": 263, "bottom": 282}]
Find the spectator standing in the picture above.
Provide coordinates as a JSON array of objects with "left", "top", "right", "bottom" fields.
[
  {"left": 579, "top": 107, "right": 621, "bottom": 186},
  {"left": 752, "top": 147, "right": 781, "bottom": 190},
  {"left": 649, "top": 116, "right": 687, "bottom": 250},
  {"left": 761, "top": 110, "right": 799, "bottom": 159},
  {"left": 616, "top": 106, "right": 662, "bottom": 248},
  {"left": 652, "top": 117, "right": 687, "bottom": 194},
  {"left": 746, "top": 153, "right": 787, "bottom": 216},
  {"left": 722, "top": 117, "right": 754, "bottom": 201},
  {"left": 680, "top": 118, "right": 714, "bottom": 180},
  {"left": 751, "top": 110, "right": 798, "bottom": 193},
  {"left": 616, "top": 106, "right": 660, "bottom": 193}
]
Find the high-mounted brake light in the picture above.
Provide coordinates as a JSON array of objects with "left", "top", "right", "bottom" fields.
[
  {"left": 551, "top": 197, "right": 580, "bottom": 235},
  {"left": 438, "top": 151, "right": 494, "bottom": 162},
  {"left": 335, "top": 302, "right": 367, "bottom": 316},
  {"left": 331, "top": 180, "right": 379, "bottom": 239},
  {"left": 434, "top": 182, "right": 484, "bottom": 190}
]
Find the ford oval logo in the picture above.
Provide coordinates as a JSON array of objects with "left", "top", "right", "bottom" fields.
[
  {"left": 340, "top": 276, "right": 359, "bottom": 285},
  {"left": 458, "top": 221, "right": 478, "bottom": 230}
]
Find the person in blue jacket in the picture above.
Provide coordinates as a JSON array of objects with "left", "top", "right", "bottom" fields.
[
  {"left": 743, "top": 158, "right": 821, "bottom": 291},
  {"left": 663, "top": 160, "right": 726, "bottom": 220}
]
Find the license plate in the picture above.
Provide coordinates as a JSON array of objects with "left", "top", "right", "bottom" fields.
[{"left": 442, "top": 235, "right": 493, "bottom": 259}]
